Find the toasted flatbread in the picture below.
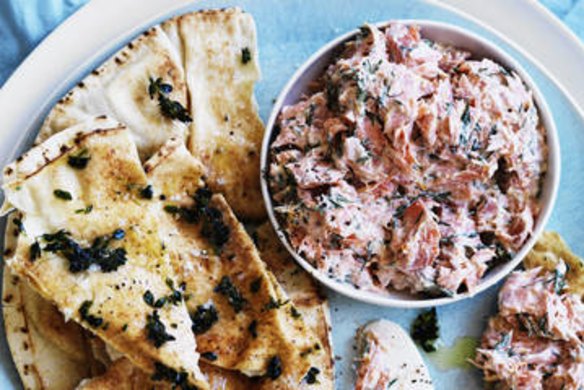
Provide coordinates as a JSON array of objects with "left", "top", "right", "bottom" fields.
[
  {"left": 254, "top": 223, "right": 334, "bottom": 389},
  {"left": 2, "top": 118, "right": 208, "bottom": 389},
  {"left": 38, "top": 8, "right": 265, "bottom": 221},
  {"left": 524, "top": 231, "right": 584, "bottom": 297},
  {"left": 76, "top": 357, "right": 253, "bottom": 390},
  {"left": 171, "top": 8, "right": 265, "bottom": 220},
  {"left": 3, "top": 213, "right": 104, "bottom": 390},
  {"left": 144, "top": 139, "right": 314, "bottom": 382},
  {"left": 76, "top": 220, "right": 334, "bottom": 390},
  {"left": 37, "top": 25, "right": 189, "bottom": 160}
]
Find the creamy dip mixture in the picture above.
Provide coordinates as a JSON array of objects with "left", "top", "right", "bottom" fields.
[
  {"left": 268, "top": 23, "right": 547, "bottom": 296},
  {"left": 474, "top": 263, "right": 584, "bottom": 389}
]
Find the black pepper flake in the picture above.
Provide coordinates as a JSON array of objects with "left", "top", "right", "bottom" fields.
[
  {"left": 248, "top": 320, "right": 258, "bottom": 338},
  {"left": 146, "top": 310, "right": 176, "bottom": 348},
  {"left": 67, "top": 148, "right": 91, "bottom": 169},
  {"left": 241, "top": 47, "right": 251, "bottom": 64},
  {"left": 13, "top": 218, "right": 24, "bottom": 234},
  {"left": 290, "top": 306, "right": 302, "bottom": 319},
  {"left": 54, "top": 189, "right": 72, "bottom": 201},
  {"left": 140, "top": 184, "right": 154, "bottom": 199},
  {"left": 190, "top": 304, "right": 219, "bottom": 334},
  {"left": 304, "top": 367, "right": 320, "bottom": 384},
  {"left": 29, "top": 242, "right": 41, "bottom": 262},
  {"left": 250, "top": 277, "right": 262, "bottom": 293},
  {"left": 266, "top": 356, "right": 283, "bottom": 380},
  {"left": 201, "top": 351, "right": 218, "bottom": 361},
  {"left": 78, "top": 301, "right": 103, "bottom": 328},
  {"left": 214, "top": 276, "right": 246, "bottom": 313}
]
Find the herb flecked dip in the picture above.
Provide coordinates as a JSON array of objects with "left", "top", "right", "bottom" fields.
[{"left": 268, "top": 23, "right": 547, "bottom": 296}]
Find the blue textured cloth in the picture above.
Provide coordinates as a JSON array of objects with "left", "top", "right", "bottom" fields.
[
  {"left": 0, "top": 0, "right": 88, "bottom": 85},
  {"left": 0, "top": 0, "right": 582, "bottom": 86}
]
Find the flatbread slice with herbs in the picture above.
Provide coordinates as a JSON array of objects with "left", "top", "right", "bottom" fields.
[
  {"left": 76, "top": 357, "right": 253, "bottom": 390},
  {"left": 1, "top": 118, "right": 208, "bottom": 390},
  {"left": 3, "top": 213, "right": 105, "bottom": 390},
  {"left": 143, "top": 139, "right": 316, "bottom": 383},
  {"left": 254, "top": 223, "right": 334, "bottom": 389},
  {"left": 169, "top": 8, "right": 266, "bottom": 220},
  {"left": 37, "top": 25, "right": 189, "bottom": 161}
]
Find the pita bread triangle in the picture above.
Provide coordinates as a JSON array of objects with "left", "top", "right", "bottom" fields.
[
  {"left": 254, "top": 223, "right": 334, "bottom": 389},
  {"left": 3, "top": 213, "right": 105, "bottom": 390},
  {"left": 172, "top": 8, "right": 266, "bottom": 220},
  {"left": 37, "top": 24, "right": 189, "bottom": 161},
  {"left": 144, "top": 139, "right": 313, "bottom": 379},
  {"left": 38, "top": 8, "right": 265, "bottom": 221},
  {"left": 2, "top": 117, "right": 208, "bottom": 390}
]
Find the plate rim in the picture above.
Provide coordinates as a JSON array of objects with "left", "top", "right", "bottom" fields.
[{"left": 0, "top": 0, "right": 579, "bottom": 386}]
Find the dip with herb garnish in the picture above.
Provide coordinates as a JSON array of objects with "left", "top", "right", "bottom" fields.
[{"left": 268, "top": 23, "right": 547, "bottom": 296}]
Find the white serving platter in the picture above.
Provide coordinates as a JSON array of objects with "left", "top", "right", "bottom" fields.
[{"left": 1, "top": 0, "right": 583, "bottom": 388}]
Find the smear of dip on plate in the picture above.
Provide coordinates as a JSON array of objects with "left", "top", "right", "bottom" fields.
[{"left": 268, "top": 23, "right": 547, "bottom": 296}]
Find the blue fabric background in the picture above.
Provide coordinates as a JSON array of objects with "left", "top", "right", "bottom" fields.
[{"left": 0, "top": 0, "right": 582, "bottom": 86}]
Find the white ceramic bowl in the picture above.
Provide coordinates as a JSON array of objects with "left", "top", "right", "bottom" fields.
[{"left": 260, "top": 20, "right": 560, "bottom": 308}]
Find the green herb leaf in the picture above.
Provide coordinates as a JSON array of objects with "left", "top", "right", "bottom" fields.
[
  {"left": 78, "top": 301, "right": 103, "bottom": 328},
  {"left": 146, "top": 310, "right": 176, "bottom": 348},
  {"left": 54, "top": 189, "right": 72, "bottom": 201},
  {"left": 151, "top": 362, "right": 190, "bottom": 389},
  {"left": 411, "top": 308, "right": 440, "bottom": 353},
  {"left": 75, "top": 204, "right": 93, "bottom": 214},
  {"left": 290, "top": 306, "right": 302, "bottom": 319},
  {"left": 42, "top": 229, "right": 127, "bottom": 273},
  {"left": 148, "top": 77, "right": 191, "bottom": 123},
  {"left": 263, "top": 297, "right": 289, "bottom": 311},
  {"left": 214, "top": 276, "right": 247, "bottom": 313},
  {"left": 266, "top": 356, "right": 283, "bottom": 380},
  {"left": 190, "top": 304, "right": 219, "bottom": 335}
]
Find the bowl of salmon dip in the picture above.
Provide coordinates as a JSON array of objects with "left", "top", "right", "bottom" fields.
[{"left": 260, "top": 20, "right": 560, "bottom": 307}]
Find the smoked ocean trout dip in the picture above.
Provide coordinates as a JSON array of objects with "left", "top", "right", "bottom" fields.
[
  {"left": 268, "top": 23, "right": 548, "bottom": 297},
  {"left": 473, "top": 263, "right": 584, "bottom": 389}
]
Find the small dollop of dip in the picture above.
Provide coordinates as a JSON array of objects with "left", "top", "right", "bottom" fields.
[
  {"left": 473, "top": 263, "right": 584, "bottom": 389},
  {"left": 268, "top": 23, "right": 547, "bottom": 296}
]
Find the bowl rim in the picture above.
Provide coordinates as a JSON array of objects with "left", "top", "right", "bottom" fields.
[{"left": 260, "top": 19, "right": 561, "bottom": 308}]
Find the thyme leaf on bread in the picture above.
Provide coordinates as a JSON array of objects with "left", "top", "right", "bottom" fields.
[
  {"left": 148, "top": 77, "right": 192, "bottom": 123},
  {"left": 146, "top": 310, "right": 176, "bottom": 348}
]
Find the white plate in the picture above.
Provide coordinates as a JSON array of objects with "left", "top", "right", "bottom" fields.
[{"left": 0, "top": 0, "right": 582, "bottom": 388}]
